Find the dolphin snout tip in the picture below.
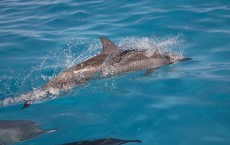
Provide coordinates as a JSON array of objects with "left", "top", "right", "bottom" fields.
[
  {"left": 46, "top": 128, "right": 58, "bottom": 133},
  {"left": 180, "top": 57, "right": 192, "bottom": 61}
]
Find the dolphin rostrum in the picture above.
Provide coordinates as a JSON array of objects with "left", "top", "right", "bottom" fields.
[
  {"left": 1, "top": 37, "right": 118, "bottom": 109},
  {"left": 62, "top": 138, "right": 141, "bottom": 145},
  {"left": 0, "top": 120, "right": 56, "bottom": 144},
  {"left": 0, "top": 37, "right": 191, "bottom": 108}
]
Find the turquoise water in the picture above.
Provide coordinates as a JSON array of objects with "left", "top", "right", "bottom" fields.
[{"left": 0, "top": 0, "right": 230, "bottom": 144}]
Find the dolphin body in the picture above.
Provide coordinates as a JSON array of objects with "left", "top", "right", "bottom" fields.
[
  {"left": 1, "top": 37, "right": 118, "bottom": 108},
  {"left": 99, "top": 47, "right": 191, "bottom": 77},
  {"left": 62, "top": 138, "right": 141, "bottom": 145},
  {"left": 43, "top": 37, "right": 118, "bottom": 91},
  {"left": 1, "top": 37, "right": 191, "bottom": 108},
  {"left": 0, "top": 120, "right": 56, "bottom": 144}
]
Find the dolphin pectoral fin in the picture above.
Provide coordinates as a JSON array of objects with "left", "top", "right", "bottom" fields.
[
  {"left": 100, "top": 37, "right": 118, "bottom": 54},
  {"left": 21, "top": 101, "right": 31, "bottom": 110},
  {"left": 144, "top": 68, "right": 156, "bottom": 76}
]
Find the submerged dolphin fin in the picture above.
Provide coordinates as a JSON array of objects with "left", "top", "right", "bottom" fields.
[
  {"left": 100, "top": 37, "right": 118, "bottom": 54},
  {"left": 144, "top": 68, "right": 156, "bottom": 76}
]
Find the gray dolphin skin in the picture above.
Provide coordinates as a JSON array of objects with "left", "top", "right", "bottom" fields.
[
  {"left": 21, "top": 37, "right": 118, "bottom": 108},
  {"left": 1, "top": 37, "right": 118, "bottom": 109},
  {"left": 62, "top": 138, "right": 141, "bottom": 145},
  {"left": 43, "top": 37, "right": 118, "bottom": 91},
  {"left": 0, "top": 37, "right": 191, "bottom": 108},
  {"left": 99, "top": 47, "right": 191, "bottom": 77},
  {"left": 0, "top": 120, "right": 56, "bottom": 145}
]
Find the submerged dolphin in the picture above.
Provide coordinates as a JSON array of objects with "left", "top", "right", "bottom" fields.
[
  {"left": 62, "top": 138, "right": 141, "bottom": 145},
  {"left": 1, "top": 37, "right": 191, "bottom": 108},
  {"left": 0, "top": 120, "right": 56, "bottom": 144},
  {"left": 1, "top": 37, "right": 118, "bottom": 108}
]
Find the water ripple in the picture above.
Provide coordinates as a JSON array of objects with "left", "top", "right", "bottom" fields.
[{"left": 0, "top": 0, "right": 230, "bottom": 145}]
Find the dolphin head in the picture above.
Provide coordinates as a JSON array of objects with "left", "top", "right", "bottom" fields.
[
  {"left": 99, "top": 48, "right": 191, "bottom": 77},
  {"left": 146, "top": 49, "right": 191, "bottom": 64},
  {"left": 20, "top": 127, "right": 56, "bottom": 140},
  {"left": 0, "top": 120, "right": 56, "bottom": 144}
]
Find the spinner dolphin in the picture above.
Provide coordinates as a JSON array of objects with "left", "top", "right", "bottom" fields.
[{"left": 0, "top": 37, "right": 191, "bottom": 109}]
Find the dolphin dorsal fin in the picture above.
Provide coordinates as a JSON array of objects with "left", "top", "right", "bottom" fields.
[{"left": 100, "top": 37, "right": 118, "bottom": 54}]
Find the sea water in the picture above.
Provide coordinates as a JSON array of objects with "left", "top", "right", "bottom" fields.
[{"left": 0, "top": 0, "right": 229, "bottom": 145}]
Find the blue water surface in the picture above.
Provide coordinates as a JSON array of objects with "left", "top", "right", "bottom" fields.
[{"left": 0, "top": 0, "right": 230, "bottom": 145}]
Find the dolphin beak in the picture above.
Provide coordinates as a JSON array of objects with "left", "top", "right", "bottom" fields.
[
  {"left": 179, "top": 57, "right": 192, "bottom": 61},
  {"left": 21, "top": 101, "right": 31, "bottom": 110}
]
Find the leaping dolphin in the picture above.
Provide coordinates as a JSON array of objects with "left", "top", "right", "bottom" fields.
[{"left": 0, "top": 37, "right": 191, "bottom": 109}]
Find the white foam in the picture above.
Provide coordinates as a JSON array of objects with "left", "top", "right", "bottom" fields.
[
  {"left": 118, "top": 35, "right": 184, "bottom": 53},
  {"left": 48, "top": 87, "right": 59, "bottom": 95},
  {"left": 100, "top": 35, "right": 185, "bottom": 76},
  {"left": 1, "top": 97, "right": 22, "bottom": 106},
  {"left": 0, "top": 38, "right": 98, "bottom": 105}
]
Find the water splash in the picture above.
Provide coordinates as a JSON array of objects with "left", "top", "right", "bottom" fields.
[
  {"left": 0, "top": 38, "right": 102, "bottom": 106},
  {"left": 100, "top": 35, "right": 186, "bottom": 77},
  {"left": 119, "top": 35, "right": 184, "bottom": 52},
  {"left": 0, "top": 35, "right": 186, "bottom": 106}
]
